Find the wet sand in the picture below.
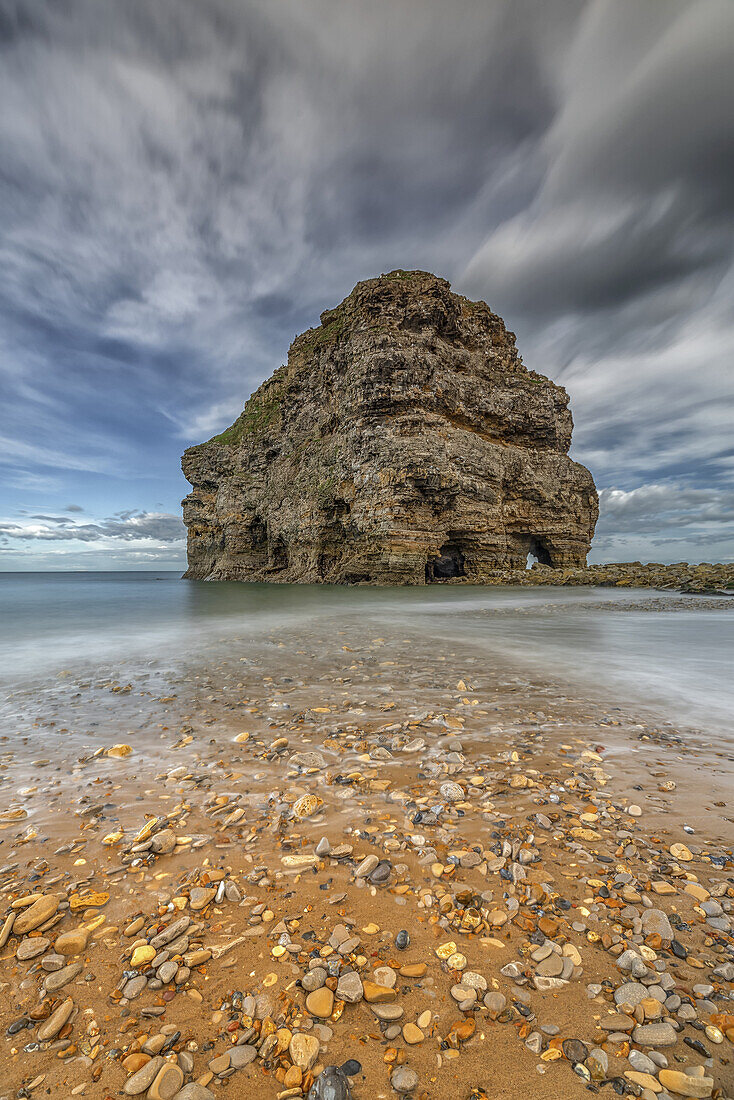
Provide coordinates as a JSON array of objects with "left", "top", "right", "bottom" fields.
[{"left": 0, "top": 615, "right": 733, "bottom": 1099}]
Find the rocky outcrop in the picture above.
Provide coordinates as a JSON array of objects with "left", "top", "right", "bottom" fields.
[
  {"left": 481, "top": 561, "right": 734, "bottom": 594},
  {"left": 182, "top": 270, "right": 598, "bottom": 583}
]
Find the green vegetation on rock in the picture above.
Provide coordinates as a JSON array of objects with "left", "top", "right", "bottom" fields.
[{"left": 208, "top": 384, "right": 284, "bottom": 446}]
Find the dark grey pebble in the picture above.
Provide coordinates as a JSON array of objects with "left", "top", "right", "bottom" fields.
[{"left": 307, "top": 1066, "right": 352, "bottom": 1099}]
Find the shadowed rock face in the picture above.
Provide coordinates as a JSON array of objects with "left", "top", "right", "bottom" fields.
[{"left": 181, "top": 271, "right": 598, "bottom": 584}]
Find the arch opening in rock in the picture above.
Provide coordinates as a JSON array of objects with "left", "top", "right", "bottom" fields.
[
  {"left": 426, "top": 542, "right": 466, "bottom": 582},
  {"left": 526, "top": 535, "right": 554, "bottom": 568}
]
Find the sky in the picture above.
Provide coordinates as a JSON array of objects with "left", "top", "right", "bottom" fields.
[{"left": 1, "top": 0, "right": 733, "bottom": 570}]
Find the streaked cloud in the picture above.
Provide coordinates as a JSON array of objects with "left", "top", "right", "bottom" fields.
[
  {"left": 0, "top": 0, "right": 731, "bottom": 566},
  {"left": 0, "top": 511, "right": 185, "bottom": 544}
]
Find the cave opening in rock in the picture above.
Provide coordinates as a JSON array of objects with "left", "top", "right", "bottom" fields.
[
  {"left": 426, "top": 542, "right": 466, "bottom": 582},
  {"left": 525, "top": 536, "right": 553, "bottom": 568},
  {"left": 269, "top": 536, "right": 288, "bottom": 571}
]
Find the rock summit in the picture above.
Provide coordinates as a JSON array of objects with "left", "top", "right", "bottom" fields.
[{"left": 182, "top": 270, "right": 598, "bottom": 583}]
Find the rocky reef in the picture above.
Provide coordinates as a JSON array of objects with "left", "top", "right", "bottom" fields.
[
  {"left": 182, "top": 270, "right": 598, "bottom": 583},
  {"left": 484, "top": 560, "right": 734, "bottom": 594}
]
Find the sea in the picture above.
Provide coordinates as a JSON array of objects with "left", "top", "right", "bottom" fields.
[{"left": 0, "top": 572, "right": 732, "bottom": 738}]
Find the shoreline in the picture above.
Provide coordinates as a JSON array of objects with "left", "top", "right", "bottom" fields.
[
  {"left": 0, "top": 618, "right": 732, "bottom": 1098},
  {"left": 182, "top": 562, "right": 734, "bottom": 595}
]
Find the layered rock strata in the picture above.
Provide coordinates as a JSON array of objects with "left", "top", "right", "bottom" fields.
[{"left": 182, "top": 270, "right": 598, "bottom": 583}]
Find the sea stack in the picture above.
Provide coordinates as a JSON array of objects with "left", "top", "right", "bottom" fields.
[{"left": 181, "top": 270, "right": 598, "bottom": 583}]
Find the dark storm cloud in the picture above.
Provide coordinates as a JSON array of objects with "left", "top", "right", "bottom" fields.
[
  {"left": 463, "top": 0, "right": 734, "bottom": 316},
  {"left": 460, "top": 0, "right": 734, "bottom": 559},
  {"left": 0, "top": 0, "right": 732, "bottom": 565}
]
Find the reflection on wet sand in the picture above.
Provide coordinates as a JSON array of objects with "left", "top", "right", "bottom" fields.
[{"left": 0, "top": 610, "right": 732, "bottom": 1097}]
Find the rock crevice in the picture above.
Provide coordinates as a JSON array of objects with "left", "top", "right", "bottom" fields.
[{"left": 182, "top": 270, "right": 598, "bottom": 583}]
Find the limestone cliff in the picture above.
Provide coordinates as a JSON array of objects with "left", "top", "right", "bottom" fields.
[{"left": 181, "top": 270, "right": 598, "bottom": 583}]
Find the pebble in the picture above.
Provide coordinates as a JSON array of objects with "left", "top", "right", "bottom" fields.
[
  {"left": 16, "top": 936, "right": 50, "bottom": 960},
  {"left": 484, "top": 991, "right": 506, "bottom": 1018},
  {"left": 131, "top": 944, "right": 156, "bottom": 967},
  {"left": 632, "top": 1022, "right": 679, "bottom": 1047},
  {"left": 306, "top": 987, "right": 334, "bottom": 1018},
  {"left": 368, "top": 860, "right": 392, "bottom": 884},
  {"left": 36, "top": 997, "right": 74, "bottom": 1041},
  {"left": 371, "top": 1004, "right": 404, "bottom": 1021},
  {"left": 391, "top": 1066, "right": 419, "bottom": 1094},
  {"left": 44, "top": 960, "right": 83, "bottom": 991},
  {"left": 188, "top": 886, "right": 215, "bottom": 911},
  {"left": 124, "top": 1056, "right": 164, "bottom": 1095},
  {"left": 658, "top": 1069, "right": 714, "bottom": 1098},
  {"left": 615, "top": 981, "right": 649, "bottom": 1006},
  {"left": 307, "top": 1066, "right": 351, "bottom": 1100},
  {"left": 362, "top": 980, "right": 396, "bottom": 1003},
  {"left": 208, "top": 1053, "right": 230, "bottom": 1074},
  {"left": 148, "top": 1063, "right": 184, "bottom": 1100},
  {"left": 402, "top": 1023, "right": 424, "bottom": 1044},
  {"left": 13, "top": 895, "right": 59, "bottom": 934},
  {"left": 229, "top": 1044, "right": 257, "bottom": 1068},
  {"left": 355, "top": 855, "right": 379, "bottom": 879},
  {"left": 54, "top": 928, "right": 89, "bottom": 956},
  {"left": 290, "top": 1032, "right": 321, "bottom": 1070},
  {"left": 336, "top": 971, "right": 363, "bottom": 1003},
  {"left": 641, "top": 908, "right": 674, "bottom": 941},
  {"left": 562, "top": 1038, "right": 588, "bottom": 1063}
]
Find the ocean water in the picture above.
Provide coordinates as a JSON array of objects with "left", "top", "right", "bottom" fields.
[{"left": 1, "top": 571, "right": 732, "bottom": 735}]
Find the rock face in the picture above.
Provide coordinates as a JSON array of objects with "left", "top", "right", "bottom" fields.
[{"left": 182, "top": 271, "right": 598, "bottom": 583}]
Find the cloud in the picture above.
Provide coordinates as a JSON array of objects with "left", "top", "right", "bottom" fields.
[
  {"left": 598, "top": 484, "right": 734, "bottom": 534},
  {"left": 590, "top": 481, "right": 734, "bottom": 563},
  {"left": 0, "top": 0, "right": 731, "bottom": 565},
  {"left": 0, "top": 511, "right": 185, "bottom": 544},
  {"left": 463, "top": 1, "right": 734, "bottom": 318},
  {"left": 0, "top": 1, "right": 571, "bottom": 455}
]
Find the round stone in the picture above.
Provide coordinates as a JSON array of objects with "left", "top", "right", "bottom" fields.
[
  {"left": 403, "top": 1023, "right": 424, "bottom": 1044},
  {"left": 306, "top": 987, "right": 334, "bottom": 1018},
  {"left": 440, "top": 781, "right": 464, "bottom": 802},
  {"left": 562, "top": 1038, "right": 588, "bottom": 1064},
  {"left": 131, "top": 945, "right": 156, "bottom": 968},
  {"left": 229, "top": 1045, "right": 257, "bottom": 1068},
  {"left": 294, "top": 794, "right": 324, "bottom": 819},
  {"left": 391, "top": 1066, "right": 419, "bottom": 1094},
  {"left": 484, "top": 991, "right": 506, "bottom": 1018},
  {"left": 54, "top": 929, "right": 89, "bottom": 956},
  {"left": 307, "top": 1066, "right": 351, "bottom": 1100}
]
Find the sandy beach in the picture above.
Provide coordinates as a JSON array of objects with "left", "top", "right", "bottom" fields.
[{"left": 0, "top": 597, "right": 733, "bottom": 1100}]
